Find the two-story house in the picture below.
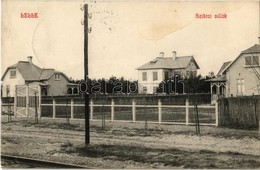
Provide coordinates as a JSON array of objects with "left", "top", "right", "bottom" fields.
[
  {"left": 209, "top": 41, "right": 260, "bottom": 103},
  {"left": 137, "top": 51, "right": 200, "bottom": 94},
  {"left": 1, "top": 56, "right": 78, "bottom": 97}
]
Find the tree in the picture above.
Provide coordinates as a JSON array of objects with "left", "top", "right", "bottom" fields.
[
  {"left": 70, "top": 76, "right": 138, "bottom": 95},
  {"left": 207, "top": 71, "right": 215, "bottom": 79},
  {"left": 157, "top": 74, "right": 212, "bottom": 94}
]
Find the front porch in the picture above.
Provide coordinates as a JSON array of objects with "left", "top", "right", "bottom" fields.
[{"left": 208, "top": 75, "right": 227, "bottom": 104}]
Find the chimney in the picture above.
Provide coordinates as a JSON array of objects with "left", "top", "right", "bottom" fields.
[
  {"left": 159, "top": 52, "right": 164, "bottom": 57},
  {"left": 172, "top": 51, "right": 177, "bottom": 60},
  {"left": 27, "top": 56, "right": 33, "bottom": 64}
]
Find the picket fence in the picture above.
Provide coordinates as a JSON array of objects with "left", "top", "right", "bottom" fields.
[{"left": 40, "top": 99, "right": 219, "bottom": 126}]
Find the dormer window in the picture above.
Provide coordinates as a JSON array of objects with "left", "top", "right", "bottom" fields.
[
  {"left": 55, "top": 74, "right": 61, "bottom": 80},
  {"left": 10, "top": 69, "right": 16, "bottom": 78},
  {"left": 245, "top": 56, "right": 259, "bottom": 66}
]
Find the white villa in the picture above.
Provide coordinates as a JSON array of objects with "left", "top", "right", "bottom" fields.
[{"left": 137, "top": 51, "right": 200, "bottom": 94}]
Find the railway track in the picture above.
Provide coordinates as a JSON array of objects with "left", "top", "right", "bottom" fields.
[{"left": 1, "top": 155, "right": 90, "bottom": 168}]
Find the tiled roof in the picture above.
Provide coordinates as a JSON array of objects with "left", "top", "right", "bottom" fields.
[
  {"left": 16, "top": 61, "right": 42, "bottom": 81},
  {"left": 241, "top": 44, "right": 260, "bottom": 54},
  {"left": 38, "top": 69, "right": 62, "bottom": 80},
  {"left": 137, "top": 56, "right": 199, "bottom": 70},
  {"left": 217, "top": 61, "right": 232, "bottom": 76},
  {"left": 1, "top": 61, "right": 68, "bottom": 81}
]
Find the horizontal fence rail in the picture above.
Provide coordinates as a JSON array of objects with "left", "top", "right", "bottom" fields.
[{"left": 40, "top": 99, "right": 218, "bottom": 126}]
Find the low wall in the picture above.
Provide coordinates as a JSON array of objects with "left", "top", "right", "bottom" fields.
[
  {"left": 218, "top": 96, "right": 260, "bottom": 129},
  {"left": 1, "top": 97, "right": 14, "bottom": 103},
  {"left": 41, "top": 93, "right": 211, "bottom": 105}
]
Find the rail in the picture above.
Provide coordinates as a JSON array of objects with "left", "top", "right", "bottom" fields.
[{"left": 1, "top": 154, "right": 91, "bottom": 168}]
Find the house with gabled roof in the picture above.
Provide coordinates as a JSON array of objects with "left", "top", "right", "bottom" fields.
[
  {"left": 1, "top": 56, "right": 78, "bottom": 97},
  {"left": 209, "top": 41, "right": 260, "bottom": 103},
  {"left": 137, "top": 51, "right": 200, "bottom": 94}
]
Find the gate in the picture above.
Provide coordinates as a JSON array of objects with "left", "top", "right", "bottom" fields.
[{"left": 15, "top": 84, "right": 41, "bottom": 118}]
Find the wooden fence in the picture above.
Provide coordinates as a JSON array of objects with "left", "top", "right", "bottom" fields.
[
  {"left": 218, "top": 96, "right": 260, "bottom": 129},
  {"left": 40, "top": 99, "right": 218, "bottom": 126},
  {"left": 1, "top": 97, "right": 14, "bottom": 115}
]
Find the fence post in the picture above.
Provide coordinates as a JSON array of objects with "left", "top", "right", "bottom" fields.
[
  {"left": 90, "top": 99, "right": 93, "bottom": 120},
  {"left": 158, "top": 99, "right": 162, "bottom": 124},
  {"left": 111, "top": 99, "right": 114, "bottom": 122},
  {"left": 186, "top": 99, "right": 189, "bottom": 125},
  {"left": 38, "top": 85, "right": 41, "bottom": 118},
  {"left": 71, "top": 99, "right": 74, "bottom": 119},
  {"left": 53, "top": 99, "right": 56, "bottom": 118},
  {"left": 215, "top": 101, "right": 219, "bottom": 126},
  {"left": 26, "top": 84, "right": 29, "bottom": 117},
  {"left": 14, "top": 85, "right": 17, "bottom": 117},
  {"left": 132, "top": 99, "right": 136, "bottom": 122}
]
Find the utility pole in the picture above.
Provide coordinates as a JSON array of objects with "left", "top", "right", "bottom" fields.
[{"left": 84, "top": 4, "right": 90, "bottom": 144}]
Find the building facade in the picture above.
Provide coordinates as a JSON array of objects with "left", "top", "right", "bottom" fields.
[
  {"left": 209, "top": 42, "right": 260, "bottom": 103},
  {"left": 137, "top": 51, "right": 200, "bottom": 94},
  {"left": 1, "top": 56, "right": 77, "bottom": 97}
]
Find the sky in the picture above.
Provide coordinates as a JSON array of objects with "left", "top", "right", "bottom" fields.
[{"left": 1, "top": 0, "right": 259, "bottom": 80}]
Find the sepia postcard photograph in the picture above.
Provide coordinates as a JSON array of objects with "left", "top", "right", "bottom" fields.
[{"left": 1, "top": 0, "right": 260, "bottom": 169}]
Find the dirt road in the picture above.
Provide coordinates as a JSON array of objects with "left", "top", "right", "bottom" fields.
[{"left": 1, "top": 117, "right": 259, "bottom": 168}]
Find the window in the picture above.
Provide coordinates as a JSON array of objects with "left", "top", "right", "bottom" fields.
[
  {"left": 142, "top": 72, "right": 147, "bottom": 81},
  {"left": 153, "top": 71, "right": 158, "bottom": 81},
  {"left": 253, "top": 56, "right": 259, "bottom": 65},
  {"left": 143, "top": 87, "right": 147, "bottom": 94},
  {"left": 190, "top": 71, "right": 197, "bottom": 78},
  {"left": 186, "top": 71, "right": 190, "bottom": 78},
  {"left": 55, "top": 74, "right": 61, "bottom": 80},
  {"left": 186, "top": 71, "right": 197, "bottom": 78},
  {"left": 73, "top": 88, "right": 78, "bottom": 94},
  {"left": 67, "top": 87, "right": 72, "bottom": 94},
  {"left": 245, "top": 56, "right": 259, "bottom": 66},
  {"left": 237, "top": 79, "right": 245, "bottom": 95},
  {"left": 41, "top": 87, "right": 48, "bottom": 96},
  {"left": 10, "top": 70, "right": 16, "bottom": 78},
  {"left": 245, "top": 56, "right": 252, "bottom": 66},
  {"left": 194, "top": 71, "right": 197, "bottom": 77},
  {"left": 67, "top": 87, "right": 78, "bottom": 95},
  {"left": 164, "top": 71, "right": 169, "bottom": 80}
]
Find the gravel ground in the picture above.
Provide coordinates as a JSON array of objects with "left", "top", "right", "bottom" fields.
[{"left": 1, "top": 116, "right": 260, "bottom": 168}]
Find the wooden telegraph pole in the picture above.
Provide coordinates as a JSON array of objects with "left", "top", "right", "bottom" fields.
[{"left": 84, "top": 4, "right": 90, "bottom": 144}]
